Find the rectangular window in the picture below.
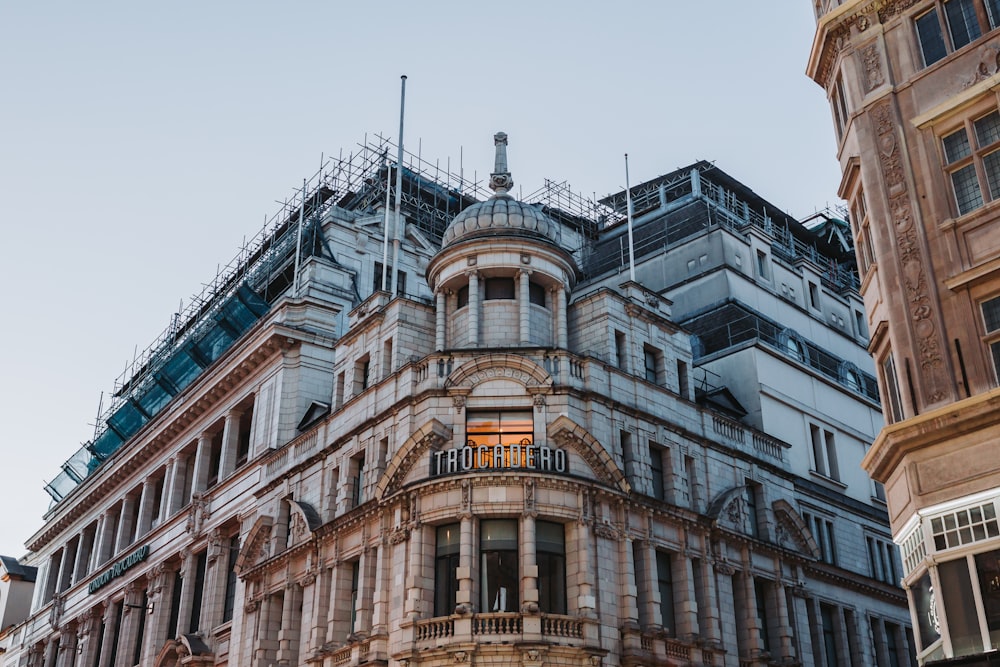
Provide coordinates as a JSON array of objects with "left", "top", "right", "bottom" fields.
[
  {"left": 350, "top": 452, "right": 365, "bottom": 508},
  {"left": 804, "top": 512, "right": 838, "bottom": 565},
  {"left": 350, "top": 560, "right": 360, "bottom": 632},
  {"left": 832, "top": 74, "right": 850, "bottom": 139},
  {"left": 373, "top": 261, "right": 407, "bottom": 296},
  {"left": 821, "top": 603, "right": 841, "bottom": 666},
  {"left": 808, "top": 281, "right": 821, "bottom": 310},
  {"left": 223, "top": 535, "right": 240, "bottom": 622},
  {"left": 649, "top": 443, "right": 666, "bottom": 501},
  {"left": 867, "top": 535, "right": 900, "bottom": 584},
  {"left": 537, "top": 521, "right": 566, "bottom": 614},
  {"left": 615, "top": 330, "right": 628, "bottom": 370},
  {"left": 943, "top": 110, "right": 1000, "bottom": 216},
  {"left": 656, "top": 550, "right": 676, "bottom": 633},
  {"left": 756, "top": 249, "right": 770, "bottom": 280},
  {"left": 189, "top": 550, "right": 207, "bottom": 633},
  {"left": 435, "top": 524, "right": 460, "bottom": 617},
  {"left": 236, "top": 402, "right": 254, "bottom": 467},
  {"left": 620, "top": 430, "right": 634, "bottom": 478},
  {"left": 529, "top": 281, "right": 547, "bottom": 306},
  {"left": 755, "top": 579, "right": 772, "bottom": 652},
  {"left": 916, "top": 1, "right": 995, "bottom": 68},
  {"left": 480, "top": 519, "right": 518, "bottom": 612},
  {"left": 810, "top": 424, "right": 840, "bottom": 481},
  {"left": 466, "top": 410, "right": 533, "bottom": 450},
  {"left": 677, "top": 360, "right": 689, "bottom": 398},
  {"left": 484, "top": 277, "right": 515, "bottom": 300},
  {"left": 643, "top": 345, "right": 662, "bottom": 384},
  {"left": 882, "top": 353, "right": 904, "bottom": 423},
  {"left": 745, "top": 480, "right": 762, "bottom": 538}
]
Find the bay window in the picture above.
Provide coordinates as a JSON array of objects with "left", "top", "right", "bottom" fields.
[{"left": 942, "top": 110, "right": 1000, "bottom": 216}]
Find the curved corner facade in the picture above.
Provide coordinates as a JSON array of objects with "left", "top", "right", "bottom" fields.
[{"left": 0, "top": 139, "right": 911, "bottom": 667}]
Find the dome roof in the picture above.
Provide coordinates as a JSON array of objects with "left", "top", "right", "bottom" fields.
[
  {"left": 440, "top": 194, "right": 560, "bottom": 248},
  {"left": 440, "top": 130, "right": 560, "bottom": 249}
]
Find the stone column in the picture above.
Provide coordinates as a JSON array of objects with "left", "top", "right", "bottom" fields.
[
  {"left": 673, "top": 551, "right": 699, "bottom": 638},
  {"left": 115, "top": 585, "right": 144, "bottom": 667},
  {"left": 467, "top": 271, "right": 479, "bottom": 347},
  {"left": 158, "top": 463, "right": 173, "bottom": 525},
  {"left": 255, "top": 592, "right": 278, "bottom": 666},
  {"left": 354, "top": 548, "right": 376, "bottom": 634},
  {"left": 74, "top": 529, "right": 92, "bottom": 583},
  {"left": 56, "top": 626, "right": 77, "bottom": 667},
  {"left": 521, "top": 513, "right": 538, "bottom": 611},
  {"left": 308, "top": 568, "right": 330, "bottom": 652},
  {"left": 834, "top": 606, "right": 851, "bottom": 666},
  {"left": 372, "top": 540, "right": 389, "bottom": 636},
  {"left": 790, "top": 582, "right": 814, "bottom": 664},
  {"left": 435, "top": 290, "right": 447, "bottom": 351},
  {"left": 774, "top": 580, "right": 795, "bottom": 661},
  {"left": 142, "top": 565, "right": 172, "bottom": 660},
  {"left": 640, "top": 540, "right": 659, "bottom": 630},
  {"left": 135, "top": 477, "right": 156, "bottom": 539},
  {"left": 276, "top": 584, "right": 301, "bottom": 665},
  {"left": 199, "top": 533, "right": 225, "bottom": 632},
  {"left": 98, "top": 601, "right": 120, "bottom": 667},
  {"left": 56, "top": 542, "right": 74, "bottom": 593},
  {"left": 557, "top": 284, "right": 568, "bottom": 349},
  {"left": 457, "top": 515, "right": 474, "bottom": 613},
  {"left": 871, "top": 616, "right": 890, "bottom": 667},
  {"left": 175, "top": 553, "right": 196, "bottom": 636},
  {"left": 326, "top": 563, "right": 347, "bottom": 642},
  {"left": 405, "top": 524, "right": 425, "bottom": 620},
  {"left": 697, "top": 557, "right": 722, "bottom": 646},
  {"left": 191, "top": 432, "right": 212, "bottom": 494},
  {"left": 165, "top": 456, "right": 185, "bottom": 516},
  {"left": 620, "top": 534, "right": 640, "bottom": 627},
  {"left": 519, "top": 270, "right": 531, "bottom": 345},
  {"left": 740, "top": 554, "right": 763, "bottom": 655},
  {"left": 91, "top": 514, "right": 107, "bottom": 570},
  {"left": 77, "top": 609, "right": 102, "bottom": 667},
  {"left": 116, "top": 495, "right": 136, "bottom": 553},
  {"left": 219, "top": 409, "right": 243, "bottom": 480}
]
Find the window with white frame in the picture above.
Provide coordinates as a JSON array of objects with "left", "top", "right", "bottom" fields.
[{"left": 942, "top": 110, "right": 1000, "bottom": 216}]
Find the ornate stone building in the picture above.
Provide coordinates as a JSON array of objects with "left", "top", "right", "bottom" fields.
[
  {"left": 0, "top": 133, "right": 911, "bottom": 667},
  {"left": 808, "top": 0, "right": 1000, "bottom": 663}
]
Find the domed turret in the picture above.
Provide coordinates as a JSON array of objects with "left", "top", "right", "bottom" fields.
[{"left": 440, "top": 132, "right": 561, "bottom": 248}]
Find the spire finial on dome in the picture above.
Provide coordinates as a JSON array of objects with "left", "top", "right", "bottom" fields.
[{"left": 489, "top": 131, "right": 514, "bottom": 196}]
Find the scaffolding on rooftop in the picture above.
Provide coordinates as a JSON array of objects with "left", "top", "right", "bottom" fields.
[{"left": 44, "top": 134, "right": 490, "bottom": 506}]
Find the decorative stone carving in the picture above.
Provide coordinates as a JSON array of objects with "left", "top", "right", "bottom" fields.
[
  {"left": 594, "top": 523, "right": 618, "bottom": 540},
  {"left": 967, "top": 42, "right": 1000, "bottom": 87},
  {"left": 862, "top": 43, "right": 883, "bottom": 90},
  {"left": 872, "top": 100, "right": 948, "bottom": 405}
]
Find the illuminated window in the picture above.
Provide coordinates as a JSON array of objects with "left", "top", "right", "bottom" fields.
[{"left": 466, "top": 411, "right": 533, "bottom": 467}]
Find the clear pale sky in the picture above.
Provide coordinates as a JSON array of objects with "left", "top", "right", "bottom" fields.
[{"left": 0, "top": 2, "right": 840, "bottom": 557}]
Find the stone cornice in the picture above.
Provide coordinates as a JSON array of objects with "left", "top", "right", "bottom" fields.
[
  {"left": 807, "top": 0, "right": 922, "bottom": 88},
  {"left": 862, "top": 386, "right": 1000, "bottom": 480}
]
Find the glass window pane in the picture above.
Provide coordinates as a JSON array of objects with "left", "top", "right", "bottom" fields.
[
  {"left": 952, "top": 163, "right": 984, "bottom": 214},
  {"left": 912, "top": 572, "right": 942, "bottom": 650},
  {"left": 537, "top": 521, "right": 566, "bottom": 614},
  {"left": 917, "top": 9, "right": 949, "bottom": 66},
  {"left": 988, "top": 0, "right": 1000, "bottom": 28},
  {"left": 943, "top": 128, "right": 972, "bottom": 163},
  {"left": 976, "top": 549, "right": 1000, "bottom": 647},
  {"left": 976, "top": 112, "right": 1000, "bottom": 148},
  {"left": 945, "top": 0, "right": 982, "bottom": 50},
  {"left": 984, "top": 297, "right": 1000, "bottom": 333},
  {"left": 984, "top": 150, "right": 1000, "bottom": 200},
  {"left": 940, "top": 558, "right": 984, "bottom": 656}
]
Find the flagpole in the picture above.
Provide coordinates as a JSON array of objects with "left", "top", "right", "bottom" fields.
[{"left": 625, "top": 153, "right": 636, "bottom": 282}]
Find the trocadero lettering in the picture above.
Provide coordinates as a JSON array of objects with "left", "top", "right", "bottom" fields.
[{"left": 432, "top": 441, "right": 567, "bottom": 476}]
